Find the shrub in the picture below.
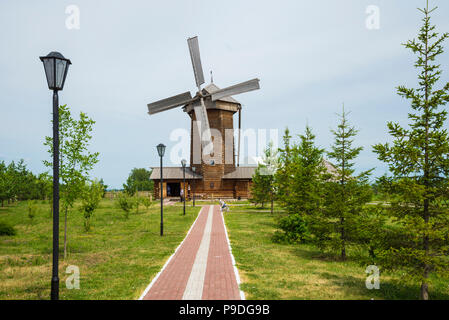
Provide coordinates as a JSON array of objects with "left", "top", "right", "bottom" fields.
[
  {"left": 141, "top": 197, "right": 152, "bottom": 211},
  {"left": 272, "top": 214, "right": 308, "bottom": 244},
  {"left": 116, "top": 193, "right": 134, "bottom": 219},
  {"left": 27, "top": 200, "right": 37, "bottom": 220},
  {"left": 0, "top": 221, "right": 16, "bottom": 236},
  {"left": 79, "top": 180, "right": 103, "bottom": 231}
]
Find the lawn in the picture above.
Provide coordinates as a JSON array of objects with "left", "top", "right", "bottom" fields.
[
  {"left": 225, "top": 206, "right": 449, "bottom": 300},
  {"left": 0, "top": 199, "right": 200, "bottom": 300}
]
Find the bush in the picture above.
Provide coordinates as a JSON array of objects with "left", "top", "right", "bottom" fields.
[
  {"left": 0, "top": 221, "right": 16, "bottom": 236},
  {"left": 79, "top": 180, "right": 103, "bottom": 231},
  {"left": 141, "top": 197, "right": 152, "bottom": 211},
  {"left": 116, "top": 193, "right": 134, "bottom": 219},
  {"left": 272, "top": 214, "right": 308, "bottom": 244},
  {"left": 27, "top": 200, "right": 38, "bottom": 220}
]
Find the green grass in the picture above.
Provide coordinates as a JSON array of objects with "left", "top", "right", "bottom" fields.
[
  {"left": 225, "top": 207, "right": 449, "bottom": 300},
  {"left": 0, "top": 199, "right": 200, "bottom": 300}
]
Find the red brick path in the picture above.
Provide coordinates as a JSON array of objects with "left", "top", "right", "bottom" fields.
[{"left": 140, "top": 205, "right": 242, "bottom": 300}]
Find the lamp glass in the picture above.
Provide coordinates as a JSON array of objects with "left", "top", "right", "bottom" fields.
[
  {"left": 40, "top": 52, "right": 71, "bottom": 91},
  {"left": 157, "top": 143, "right": 166, "bottom": 157}
]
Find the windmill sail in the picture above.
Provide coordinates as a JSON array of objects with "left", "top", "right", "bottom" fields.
[
  {"left": 187, "top": 36, "right": 205, "bottom": 88},
  {"left": 211, "top": 78, "right": 260, "bottom": 101},
  {"left": 147, "top": 91, "right": 193, "bottom": 115},
  {"left": 193, "top": 99, "right": 213, "bottom": 155}
]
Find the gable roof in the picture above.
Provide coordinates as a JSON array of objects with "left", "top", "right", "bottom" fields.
[
  {"left": 222, "top": 166, "right": 257, "bottom": 179},
  {"left": 149, "top": 167, "right": 203, "bottom": 180},
  {"left": 323, "top": 159, "right": 338, "bottom": 176}
]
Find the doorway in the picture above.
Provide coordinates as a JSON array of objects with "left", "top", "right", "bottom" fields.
[{"left": 166, "top": 183, "right": 180, "bottom": 197}]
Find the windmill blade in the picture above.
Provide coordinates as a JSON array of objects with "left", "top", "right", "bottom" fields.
[
  {"left": 211, "top": 78, "right": 260, "bottom": 101},
  {"left": 147, "top": 91, "right": 193, "bottom": 115},
  {"left": 193, "top": 98, "right": 213, "bottom": 155},
  {"left": 187, "top": 36, "right": 205, "bottom": 87}
]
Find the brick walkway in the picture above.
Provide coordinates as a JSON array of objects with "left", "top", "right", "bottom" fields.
[{"left": 139, "top": 205, "right": 243, "bottom": 300}]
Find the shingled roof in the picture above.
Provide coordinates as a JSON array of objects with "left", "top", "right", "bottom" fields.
[
  {"left": 222, "top": 166, "right": 257, "bottom": 179},
  {"left": 323, "top": 159, "right": 338, "bottom": 176},
  {"left": 150, "top": 167, "right": 203, "bottom": 180}
]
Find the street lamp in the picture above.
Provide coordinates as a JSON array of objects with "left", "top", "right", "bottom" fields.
[
  {"left": 181, "top": 159, "right": 187, "bottom": 215},
  {"left": 157, "top": 144, "right": 166, "bottom": 236},
  {"left": 39, "top": 51, "right": 71, "bottom": 301},
  {"left": 192, "top": 167, "right": 196, "bottom": 207}
]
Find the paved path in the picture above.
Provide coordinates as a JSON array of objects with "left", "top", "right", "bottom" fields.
[{"left": 139, "top": 205, "right": 244, "bottom": 300}]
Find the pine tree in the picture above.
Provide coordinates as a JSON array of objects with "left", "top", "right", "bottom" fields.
[
  {"left": 279, "top": 126, "right": 326, "bottom": 217},
  {"left": 250, "top": 142, "right": 278, "bottom": 210},
  {"left": 373, "top": 0, "right": 449, "bottom": 300},
  {"left": 273, "top": 126, "right": 328, "bottom": 243},
  {"left": 275, "top": 128, "right": 293, "bottom": 206},
  {"left": 320, "top": 108, "right": 372, "bottom": 260}
]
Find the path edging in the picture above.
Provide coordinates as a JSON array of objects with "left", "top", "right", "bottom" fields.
[{"left": 221, "top": 211, "right": 246, "bottom": 300}]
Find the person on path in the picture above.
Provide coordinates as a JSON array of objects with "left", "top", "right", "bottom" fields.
[{"left": 219, "top": 199, "right": 229, "bottom": 213}]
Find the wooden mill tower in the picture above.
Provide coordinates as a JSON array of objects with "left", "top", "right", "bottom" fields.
[{"left": 184, "top": 83, "right": 241, "bottom": 194}]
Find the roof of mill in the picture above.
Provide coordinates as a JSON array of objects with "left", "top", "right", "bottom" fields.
[
  {"left": 150, "top": 167, "right": 203, "bottom": 180},
  {"left": 222, "top": 166, "right": 257, "bottom": 179},
  {"left": 202, "top": 83, "right": 240, "bottom": 104}
]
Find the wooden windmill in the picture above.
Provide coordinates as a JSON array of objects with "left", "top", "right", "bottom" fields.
[{"left": 147, "top": 36, "right": 260, "bottom": 198}]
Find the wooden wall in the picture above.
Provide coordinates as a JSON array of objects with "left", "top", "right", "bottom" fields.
[{"left": 153, "top": 179, "right": 252, "bottom": 200}]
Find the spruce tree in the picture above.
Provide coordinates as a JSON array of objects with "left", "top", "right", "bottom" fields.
[
  {"left": 322, "top": 108, "right": 372, "bottom": 260},
  {"left": 281, "top": 126, "right": 326, "bottom": 217},
  {"left": 251, "top": 142, "right": 278, "bottom": 211},
  {"left": 373, "top": 0, "right": 449, "bottom": 300},
  {"left": 275, "top": 128, "right": 293, "bottom": 206}
]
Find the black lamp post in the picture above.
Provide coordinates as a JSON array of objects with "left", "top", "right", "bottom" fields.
[
  {"left": 39, "top": 51, "right": 71, "bottom": 301},
  {"left": 157, "top": 144, "right": 166, "bottom": 236},
  {"left": 192, "top": 167, "right": 196, "bottom": 207},
  {"left": 181, "top": 159, "right": 186, "bottom": 215}
]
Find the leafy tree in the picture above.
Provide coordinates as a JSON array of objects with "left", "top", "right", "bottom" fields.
[
  {"left": 99, "top": 178, "right": 108, "bottom": 198},
  {"left": 373, "top": 1, "right": 449, "bottom": 300},
  {"left": 44, "top": 104, "right": 99, "bottom": 259},
  {"left": 123, "top": 168, "right": 153, "bottom": 196},
  {"left": 0, "top": 161, "right": 7, "bottom": 206},
  {"left": 317, "top": 109, "right": 372, "bottom": 260},
  {"left": 35, "top": 172, "right": 52, "bottom": 201},
  {"left": 27, "top": 200, "right": 38, "bottom": 220},
  {"left": 79, "top": 180, "right": 103, "bottom": 231},
  {"left": 2, "top": 161, "right": 19, "bottom": 204}
]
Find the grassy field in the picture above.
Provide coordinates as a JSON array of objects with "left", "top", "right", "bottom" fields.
[
  {"left": 225, "top": 205, "right": 449, "bottom": 300},
  {"left": 0, "top": 199, "right": 200, "bottom": 300},
  {"left": 2, "top": 198, "right": 448, "bottom": 300}
]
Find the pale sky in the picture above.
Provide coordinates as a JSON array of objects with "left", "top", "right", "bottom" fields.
[{"left": 1, "top": 0, "right": 448, "bottom": 188}]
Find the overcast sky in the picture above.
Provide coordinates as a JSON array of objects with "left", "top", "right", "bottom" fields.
[{"left": 1, "top": 0, "right": 448, "bottom": 188}]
